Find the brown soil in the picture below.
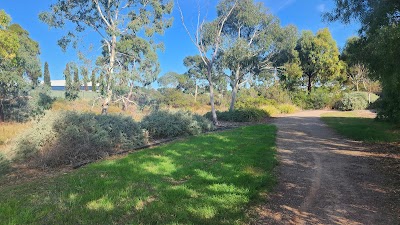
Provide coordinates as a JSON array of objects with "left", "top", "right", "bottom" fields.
[{"left": 254, "top": 110, "right": 400, "bottom": 224}]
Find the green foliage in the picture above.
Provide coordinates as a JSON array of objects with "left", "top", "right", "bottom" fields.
[
  {"left": 292, "top": 88, "right": 340, "bottom": 110},
  {"left": 277, "top": 104, "right": 299, "bottom": 114},
  {"left": 140, "top": 110, "right": 214, "bottom": 139},
  {"left": 205, "top": 108, "right": 268, "bottom": 122},
  {"left": 0, "top": 153, "right": 10, "bottom": 176},
  {"left": 335, "top": 92, "right": 379, "bottom": 111},
  {"left": 63, "top": 63, "right": 78, "bottom": 100},
  {"left": 43, "top": 62, "right": 51, "bottom": 86},
  {"left": 158, "top": 88, "right": 193, "bottom": 108},
  {"left": 236, "top": 96, "right": 278, "bottom": 109},
  {"left": 322, "top": 112, "right": 400, "bottom": 142},
  {"left": 0, "top": 125, "right": 276, "bottom": 224},
  {"left": 296, "top": 28, "right": 343, "bottom": 93},
  {"left": 259, "top": 105, "right": 280, "bottom": 117},
  {"left": 1, "top": 85, "right": 54, "bottom": 122},
  {"left": 327, "top": 0, "right": 400, "bottom": 123}
]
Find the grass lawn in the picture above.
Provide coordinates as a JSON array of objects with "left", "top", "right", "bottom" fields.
[
  {"left": 0, "top": 125, "right": 276, "bottom": 224},
  {"left": 321, "top": 111, "right": 400, "bottom": 142}
]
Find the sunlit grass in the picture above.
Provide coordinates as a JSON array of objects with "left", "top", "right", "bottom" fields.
[
  {"left": 321, "top": 111, "right": 400, "bottom": 142},
  {"left": 0, "top": 122, "right": 30, "bottom": 146},
  {"left": 0, "top": 125, "right": 276, "bottom": 224}
]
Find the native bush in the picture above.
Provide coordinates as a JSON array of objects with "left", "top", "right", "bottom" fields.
[
  {"left": 14, "top": 111, "right": 145, "bottom": 168},
  {"left": 140, "top": 110, "right": 214, "bottom": 139},
  {"left": 205, "top": 108, "right": 268, "bottom": 122},
  {"left": 277, "top": 104, "right": 299, "bottom": 114},
  {"left": 335, "top": 92, "right": 379, "bottom": 111},
  {"left": 259, "top": 105, "right": 280, "bottom": 117}
]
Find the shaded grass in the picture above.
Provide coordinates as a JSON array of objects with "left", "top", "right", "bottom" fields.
[
  {"left": 0, "top": 125, "right": 276, "bottom": 224},
  {"left": 321, "top": 111, "right": 400, "bottom": 142}
]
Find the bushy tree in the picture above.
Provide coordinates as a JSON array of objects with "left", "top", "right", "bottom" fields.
[
  {"left": 296, "top": 28, "right": 342, "bottom": 93},
  {"left": 40, "top": 0, "right": 173, "bottom": 114},
  {"left": 326, "top": 0, "right": 400, "bottom": 122},
  {"left": 0, "top": 10, "right": 42, "bottom": 122}
]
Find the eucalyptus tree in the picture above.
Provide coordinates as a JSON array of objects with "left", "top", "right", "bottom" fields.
[
  {"left": 178, "top": 0, "right": 237, "bottom": 124},
  {"left": 296, "top": 28, "right": 342, "bottom": 93},
  {"left": 326, "top": 1, "right": 400, "bottom": 122},
  {"left": 219, "top": 0, "right": 299, "bottom": 111},
  {"left": 0, "top": 10, "right": 42, "bottom": 121},
  {"left": 40, "top": 0, "right": 173, "bottom": 114},
  {"left": 183, "top": 55, "right": 209, "bottom": 102}
]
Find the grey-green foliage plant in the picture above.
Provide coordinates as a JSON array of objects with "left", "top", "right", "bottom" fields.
[
  {"left": 16, "top": 111, "right": 145, "bottom": 167},
  {"left": 39, "top": 0, "right": 173, "bottom": 115},
  {"left": 140, "top": 110, "right": 214, "bottom": 139},
  {"left": 326, "top": 1, "right": 400, "bottom": 122}
]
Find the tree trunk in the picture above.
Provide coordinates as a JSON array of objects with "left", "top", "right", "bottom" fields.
[
  {"left": 307, "top": 75, "right": 312, "bottom": 94},
  {"left": 123, "top": 83, "right": 134, "bottom": 111},
  {"left": 102, "top": 34, "right": 117, "bottom": 115},
  {"left": 207, "top": 66, "right": 218, "bottom": 125},
  {"left": 194, "top": 82, "right": 198, "bottom": 103},
  {"left": 229, "top": 65, "right": 241, "bottom": 112},
  {"left": 0, "top": 101, "right": 4, "bottom": 122}
]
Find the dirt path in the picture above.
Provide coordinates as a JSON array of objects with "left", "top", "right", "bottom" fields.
[{"left": 255, "top": 110, "right": 399, "bottom": 225}]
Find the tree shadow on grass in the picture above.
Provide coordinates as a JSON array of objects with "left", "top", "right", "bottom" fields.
[{"left": 0, "top": 125, "right": 277, "bottom": 224}]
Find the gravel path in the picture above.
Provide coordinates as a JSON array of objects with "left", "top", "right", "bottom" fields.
[{"left": 255, "top": 110, "right": 399, "bottom": 225}]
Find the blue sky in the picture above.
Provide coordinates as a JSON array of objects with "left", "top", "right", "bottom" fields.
[{"left": 1, "top": 0, "right": 359, "bottom": 82}]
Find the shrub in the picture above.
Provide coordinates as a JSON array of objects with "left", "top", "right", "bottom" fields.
[
  {"left": 277, "top": 104, "right": 299, "bottom": 114},
  {"left": 292, "top": 88, "right": 340, "bottom": 110},
  {"left": 335, "top": 92, "right": 379, "bottom": 111},
  {"left": 236, "top": 96, "right": 278, "bottom": 109},
  {"left": 205, "top": 108, "right": 268, "bottom": 122},
  {"left": 15, "top": 112, "right": 145, "bottom": 167},
  {"left": 140, "top": 110, "right": 214, "bottom": 139},
  {"left": 0, "top": 153, "right": 10, "bottom": 176},
  {"left": 260, "top": 105, "right": 280, "bottom": 117}
]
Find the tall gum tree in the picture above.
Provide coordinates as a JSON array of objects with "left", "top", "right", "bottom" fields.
[
  {"left": 219, "top": 0, "right": 297, "bottom": 111},
  {"left": 177, "top": 0, "right": 237, "bottom": 125},
  {"left": 40, "top": 0, "right": 173, "bottom": 114}
]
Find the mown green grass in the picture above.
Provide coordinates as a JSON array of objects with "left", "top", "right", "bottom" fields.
[
  {"left": 321, "top": 111, "right": 400, "bottom": 142},
  {"left": 0, "top": 125, "right": 276, "bottom": 224}
]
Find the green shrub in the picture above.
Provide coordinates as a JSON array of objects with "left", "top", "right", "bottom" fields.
[
  {"left": 205, "top": 108, "right": 268, "bottom": 122},
  {"left": 292, "top": 88, "right": 340, "bottom": 110},
  {"left": 277, "top": 104, "right": 299, "bottom": 114},
  {"left": 236, "top": 96, "right": 278, "bottom": 109},
  {"left": 0, "top": 153, "right": 10, "bottom": 176},
  {"left": 335, "top": 92, "right": 379, "bottom": 111},
  {"left": 140, "top": 110, "right": 214, "bottom": 139},
  {"left": 260, "top": 105, "right": 280, "bottom": 117}
]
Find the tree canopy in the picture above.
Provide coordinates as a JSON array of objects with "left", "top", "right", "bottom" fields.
[{"left": 327, "top": 0, "right": 400, "bottom": 122}]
